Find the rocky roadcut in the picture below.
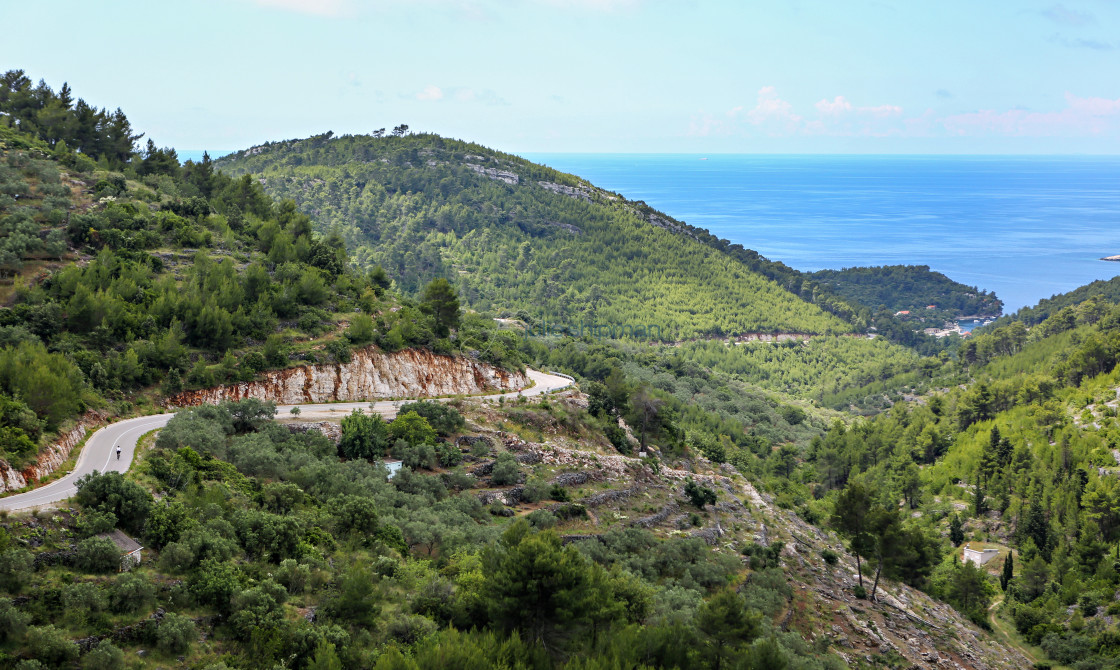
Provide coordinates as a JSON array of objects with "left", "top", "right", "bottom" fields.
[{"left": 164, "top": 347, "right": 528, "bottom": 407}]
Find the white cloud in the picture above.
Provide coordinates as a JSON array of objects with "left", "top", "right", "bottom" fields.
[
  {"left": 743, "top": 86, "right": 802, "bottom": 134},
  {"left": 692, "top": 88, "right": 904, "bottom": 138},
  {"left": 416, "top": 85, "right": 444, "bottom": 101},
  {"left": 942, "top": 92, "right": 1120, "bottom": 136}
]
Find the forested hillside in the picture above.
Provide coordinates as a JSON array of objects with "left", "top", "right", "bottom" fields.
[
  {"left": 800, "top": 282, "right": 1120, "bottom": 669},
  {"left": 4, "top": 69, "right": 1117, "bottom": 670},
  {"left": 216, "top": 133, "right": 855, "bottom": 338},
  {"left": 0, "top": 71, "right": 524, "bottom": 469},
  {"left": 993, "top": 275, "right": 1120, "bottom": 327},
  {"left": 810, "top": 265, "right": 1003, "bottom": 321}
]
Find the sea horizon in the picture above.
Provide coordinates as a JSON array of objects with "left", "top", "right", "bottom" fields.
[{"left": 525, "top": 152, "right": 1120, "bottom": 314}]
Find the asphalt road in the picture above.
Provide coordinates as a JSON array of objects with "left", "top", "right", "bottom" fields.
[{"left": 0, "top": 369, "right": 572, "bottom": 512}]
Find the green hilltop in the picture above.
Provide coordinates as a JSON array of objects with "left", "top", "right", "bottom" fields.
[{"left": 215, "top": 132, "right": 856, "bottom": 339}]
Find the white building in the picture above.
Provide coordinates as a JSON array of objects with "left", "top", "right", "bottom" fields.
[
  {"left": 962, "top": 542, "right": 1000, "bottom": 567},
  {"left": 96, "top": 529, "right": 143, "bottom": 572}
]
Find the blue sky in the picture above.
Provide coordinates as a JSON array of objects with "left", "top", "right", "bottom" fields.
[{"left": 2, "top": 0, "right": 1119, "bottom": 154}]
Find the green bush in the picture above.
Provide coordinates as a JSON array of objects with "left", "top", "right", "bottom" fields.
[
  {"left": 397, "top": 401, "right": 464, "bottom": 437},
  {"left": 0, "top": 597, "right": 29, "bottom": 642},
  {"left": 0, "top": 547, "right": 32, "bottom": 592},
  {"left": 75, "top": 536, "right": 120, "bottom": 573},
  {"left": 490, "top": 452, "right": 521, "bottom": 486},
  {"left": 26, "top": 625, "right": 79, "bottom": 666},
  {"left": 389, "top": 411, "right": 438, "bottom": 446},
  {"left": 156, "top": 612, "right": 198, "bottom": 654},
  {"left": 82, "top": 640, "right": 125, "bottom": 670},
  {"left": 684, "top": 479, "right": 717, "bottom": 509},
  {"left": 112, "top": 572, "right": 155, "bottom": 613}
]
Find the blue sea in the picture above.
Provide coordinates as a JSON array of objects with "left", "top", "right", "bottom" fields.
[{"left": 526, "top": 154, "right": 1120, "bottom": 313}]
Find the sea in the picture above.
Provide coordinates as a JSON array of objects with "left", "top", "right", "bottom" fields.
[{"left": 525, "top": 154, "right": 1120, "bottom": 316}]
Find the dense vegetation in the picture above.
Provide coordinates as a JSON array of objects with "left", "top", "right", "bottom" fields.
[
  {"left": 10, "top": 69, "right": 1120, "bottom": 669},
  {"left": 215, "top": 133, "right": 854, "bottom": 339},
  {"left": 796, "top": 285, "right": 1120, "bottom": 668},
  {"left": 810, "top": 265, "right": 1003, "bottom": 322},
  {"left": 0, "top": 394, "right": 848, "bottom": 669},
  {"left": 993, "top": 275, "right": 1120, "bottom": 328},
  {"left": 0, "top": 71, "right": 524, "bottom": 468}
]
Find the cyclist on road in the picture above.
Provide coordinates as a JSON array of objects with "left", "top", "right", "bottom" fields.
[{"left": 116, "top": 445, "right": 121, "bottom": 460}]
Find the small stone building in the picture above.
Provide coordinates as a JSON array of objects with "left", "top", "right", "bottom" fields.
[
  {"left": 96, "top": 529, "right": 143, "bottom": 572},
  {"left": 962, "top": 542, "right": 999, "bottom": 567}
]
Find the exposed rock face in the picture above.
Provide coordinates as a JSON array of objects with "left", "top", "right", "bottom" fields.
[
  {"left": 648, "top": 213, "right": 696, "bottom": 239},
  {"left": 465, "top": 163, "right": 519, "bottom": 185},
  {"left": 0, "top": 412, "right": 105, "bottom": 493},
  {"left": 165, "top": 347, "right": 529, "bottom": 408},
  {"left": 538, "top": 181, "right": 593, "bottom": 202}
]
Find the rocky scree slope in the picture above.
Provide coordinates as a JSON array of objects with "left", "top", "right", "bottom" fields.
[{"left": 452, "top": 393, "right": 1031, "bottom": 670}]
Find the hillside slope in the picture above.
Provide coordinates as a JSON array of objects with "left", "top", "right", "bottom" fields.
[
  {"left": 0, "top": 73, "right": 526, "bottom": 475},
  {"left": 216, "top": 133, "right": 854, "bottom": 339}
]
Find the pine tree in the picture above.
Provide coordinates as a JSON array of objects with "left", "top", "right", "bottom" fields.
[
  {"left": 1001, "top": 551, "right": 1014, "bottom": 591},
  {"left": 831, "top": 482, "right": 874, "bottom": 590},
  {"left": 949, "top": 514, "right": 965, "bottom": 546},
  {"left": 420, "top": 277, "right": 460, "bottom": 337},
  {"left": 974, "top": 469, "right": 987, "bottom": 517}
]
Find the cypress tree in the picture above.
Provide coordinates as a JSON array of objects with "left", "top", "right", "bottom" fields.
[{"left": 949, "top": 514, "right": 965, "bottom": 547}]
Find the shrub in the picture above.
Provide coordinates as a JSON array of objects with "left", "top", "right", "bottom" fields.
[
  {"left": 346, "top": 313, "right": 375, "bottom": 345},
  {"left": 0, "top": 597, "right": 29, "bottom": 641},
  {"left": 62, "top": 582, "right": 107, "bottom": 614},
  {"left": 75, "top": 536, "right": 120, "bottom": 573},
  {"left": 392, "top": 439, "right": 438, "bottom": 470},
  {"left": 0, "top": 547, "right": 33, "bottom": 592},
  {"left": 389, "top": 411, "right": 438, "bottom": 446},
  {"left": 527, "top": 509, "right": 557, "bottom": 529},
  {"left": 605, "top": 423, "right": 630, "bottom": 454},
  {"left": 82, "top": 640, "right": 125, "bottom": 670},
  {"left": 74, "top": 471, "right": 153, "bottom": 535},
  {"left": 338, "top": 410, "right": 390, "bottom": 460},
  {"left": 522, "top": 478, "right": 551, "bottom": 503},
  {"left": 27, "top": 625, "right": 79, "bottom": 666},
  {"left": 684, "top": 479, "right": 717, "bottom": 509},
  {"left": 436, "top": 441, "right": 462, "bottom": 467},
  {"left": 821, "top": 549, "right": 839, "bottom": 565},
  {"left": 397, "top": 401, "right": 464, "bottom": 437},
  {"left": 490, "top": 452, "right": 521, "bottom": 486},
  {"left": 156, "top": 612, "right": 198, "bottom": 654},
  {"left": 386, "top": 613, "right": 437, "bottom": 644},
  {"left": 112, "top": 572, "right": 155, "bottom": 613}
]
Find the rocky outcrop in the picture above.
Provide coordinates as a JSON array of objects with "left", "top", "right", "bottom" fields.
[
  {"left": 465, "top": 163, "right": 519, "bottom": 185},
  {"left": 284, "top": 421, "right": 342, "bottom": 443},
  {"left": 0, "top": 411, "right": 106, "bottom": 493},
  {"left": 165, "top": 347, "right": 529, "bottom": 408},
  {"left": 538, "top": 181, "right": 593, "bottom": 203}
]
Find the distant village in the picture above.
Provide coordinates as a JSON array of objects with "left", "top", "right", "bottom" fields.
[{"left": 892, "top": 304, "right": 997, "bottom": 338}]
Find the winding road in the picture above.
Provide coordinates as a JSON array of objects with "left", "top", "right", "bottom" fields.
[{"left": 0, "top": 368, "right": 572, "bottom": 512}]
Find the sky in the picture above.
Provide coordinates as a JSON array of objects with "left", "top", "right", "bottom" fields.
[{"left": 2, "top": 0, "right": 1120, "bottom": 154}]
